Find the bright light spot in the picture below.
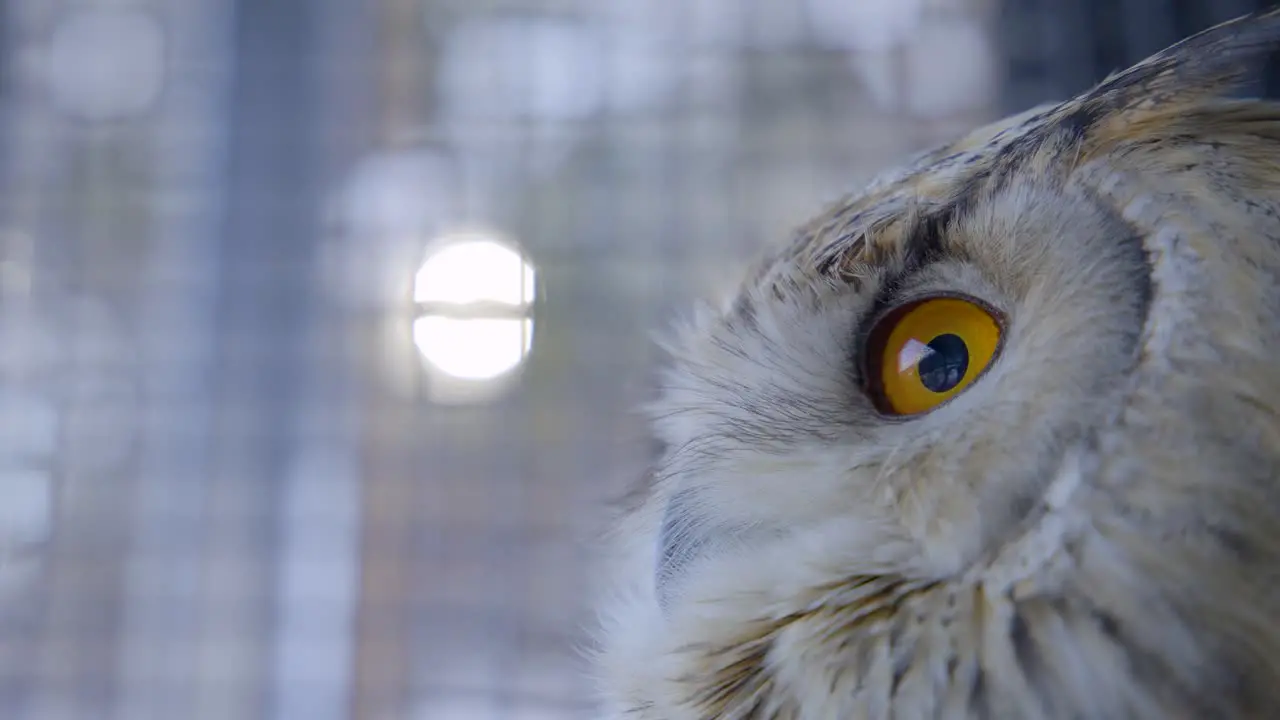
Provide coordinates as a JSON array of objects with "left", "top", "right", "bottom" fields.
[
  {"left": 413, "top": 316, "right": 533, "bottom": 381},
  {"left": 898, "top": 338, "right": 933, "bottom": 374},
  {"left": 412, "top": 235, "right": 536, "bottom": 385},
  {"left": 805, "top": 0, "right": 924, "bottom": 52},
  {"left": 46, "top": 9, "right": 165, "bottom": 121},
  {"left": 414, "top": 237, "right": 535, "bottom": 306}
]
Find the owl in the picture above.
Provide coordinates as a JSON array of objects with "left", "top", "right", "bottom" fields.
[{"left": 590, "top": 8, "right": 1280, "bottom": 720}]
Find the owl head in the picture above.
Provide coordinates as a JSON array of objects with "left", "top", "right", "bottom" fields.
[{"left": 591, "top": 8, "right": 1280, "bottom": 720}]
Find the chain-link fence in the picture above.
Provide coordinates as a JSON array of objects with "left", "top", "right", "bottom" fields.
[{"left": 0, "top": 1, "right": 1262, "bottom": 718}]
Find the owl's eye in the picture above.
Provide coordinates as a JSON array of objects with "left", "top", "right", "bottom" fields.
[{"left": 864, "top": 296, "right": 1002, "bottom": 416}]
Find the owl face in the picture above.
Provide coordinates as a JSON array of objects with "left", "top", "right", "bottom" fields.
[{"left": 594, "top": 9, "right": 1280, "bottom": 720}]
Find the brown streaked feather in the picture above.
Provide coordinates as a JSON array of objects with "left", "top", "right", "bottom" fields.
[{"left": 592, "top": 8, "right": 1280, "bottom": 719}]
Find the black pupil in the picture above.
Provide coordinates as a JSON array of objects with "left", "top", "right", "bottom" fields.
[{"left": 918, "top": 333, "right": 969, "bottom": 393}]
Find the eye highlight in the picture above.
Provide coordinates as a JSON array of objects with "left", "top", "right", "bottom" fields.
[{"left": 864, "top": 296, "right": 1002, "bottom": 416}]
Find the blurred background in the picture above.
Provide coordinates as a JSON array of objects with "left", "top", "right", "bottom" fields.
[{"left": 0, "top": 0, "right": 1269, "bottom": 718}]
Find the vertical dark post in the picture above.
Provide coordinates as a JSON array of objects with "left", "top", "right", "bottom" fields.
[
  {"left": 193, "top": 0, "right": 321, "bottom": 716},
  {"left": 270, "top": 0, "right": 379, "bottom": 716}
]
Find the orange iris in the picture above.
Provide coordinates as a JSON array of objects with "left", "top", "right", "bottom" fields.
[{"left": 865, "top": 296, "right": 1002, "bottom": 416}]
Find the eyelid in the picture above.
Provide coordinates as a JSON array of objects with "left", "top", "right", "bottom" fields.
[{"left": 857, "top": 264, "right": 950, "bottom": 346}]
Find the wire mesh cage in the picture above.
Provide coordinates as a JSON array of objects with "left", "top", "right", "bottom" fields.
[{"left": 0, "top": 0, "right": 1265, "bottom": 719}]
